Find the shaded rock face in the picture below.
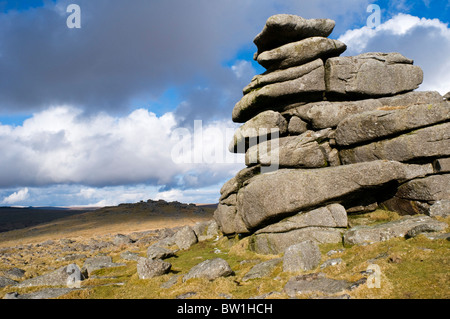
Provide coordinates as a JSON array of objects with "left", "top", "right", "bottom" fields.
[{"left": 214, "top": 13, "right": 449, "bottom": 253}]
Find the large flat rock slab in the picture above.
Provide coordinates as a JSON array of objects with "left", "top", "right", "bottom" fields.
[
  {"left": 335, "top": 102, "right": 450, "bottom": 146},
  {"left": 250, "top": 227, "right": 344, "bottom": 255},
  {"left": 284, "top": 273, "right": 352, "bottom": 297},
  {"left": 255, "top": 204, "right": 347, "bottom": 235},
  {"left": 237, "top": 160, "right": 432, "bottom": 231},
  {"left": 232, "top": 61, "right": 325, "bottom": 123},
  {"left": 325, "top": 52, "right": 423, "bottom": 97},
  {"left": 257, "top": 37, "right": 346, "bottom": 71},
  {"left": 253, "top": 14, "right": 336, "bottom": 57},
  {"left": 343, "top": 215, "right": 447, "bottom": 245},
  {"left": 245, "top": 129, "right": 332, "bottom": 168},
  {"left": 339, "top": 122, "right": 450, "bottom": 164}
]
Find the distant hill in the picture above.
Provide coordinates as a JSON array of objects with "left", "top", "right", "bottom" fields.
[
  {"left": 0, "top": 200, "right": 217, "bottom": 246},
  {"left": 0, "top": 207, "right": 90, "bottom": 233}
]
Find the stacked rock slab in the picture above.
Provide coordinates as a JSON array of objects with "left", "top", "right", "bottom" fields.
[{"left": 214, "top": 14, "right": 450, "bottom": 254}]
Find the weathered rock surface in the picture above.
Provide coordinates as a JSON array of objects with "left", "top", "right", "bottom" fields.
[
  {"left": 255, "top": 204, "right": 347, "bottom": 234},
  {"left": 81, "top": 256, "right": 125, "bottom": 276},
  {"left": 429, "top": 200, "right": 450, "bottom": 217},
  {"left": 192, "top": 220, "right": 219, "bottom": 241},
  {"left": 244, "top": 59, "right": 324, "bottom": 94},
  {"left": 236, "top": 161, "right": 432, "bottom": 231},
  {"left": 229, "top": 110, "right": 288, "bottom": 153},
  {"left": 444, "top": 92, "right": 450, "bottom": 101},
  {"left": 343, "top": 215, "right": 447, "bottom": 245},
  {"left": 174, "top": 226, "right": 198, "bottom": 250},
  {"left": 242, "top": 258, "right": 281, "bottom": 281},
  {"left": 0, "top": 276, "right": 17, "bottom": 288},
  {"left": 288, "top": 116, "right": 308, "bottom": 134},
  {"left": 213, "top": 204, "right": 249, "bottom": 236},
  {"left": 147, "top": 245, "right": 175, "bottom": 260},
  {"left": 282, "top": 241, "right": 321, "bottom": 272},
  {"left": 395, "top": 174, "right": 450, "bottom": 201},
  {"left": 433, "top": 158, "right": 450, "bottom": 173},
  {"left": 284, "top": 273, "right": 351, "bottom": 297},
  {"left": 335, "top": 102, "right": 450, "bottom": 146},
  {"left": 340, "top": 122, "right": 450, "bottom": 164},
  {"left": 250, "top": 227, "right": 344, "bottom": 254},
  {"left": 3, "top": 288, "right": 77, "bottom": 300},
  {"left": 183, "top": 258, "right": 233, "bottom": 282},
  {"left": 257, "top": 37, "right": 346, "bottom": 71},
  {"left": 245, "top": 129, "right": 332, "bottom": 168},
  {"left": 232, "top": 62, "right": 325, "bottom": 123},
  {"left": 253, "top": 15, "right": 336, "bottom": 56},
  {"left": 325, "top": 52, "right": 423, "bottom": 97},
  {"left": 17, "top": 264, "right": 84, "bottom": 288},
  {"left": 284, "top": 91, "right": 444, "bottom": 130},
  {"left": 137, "top": 258, "right": 171, "bottom": 279}
]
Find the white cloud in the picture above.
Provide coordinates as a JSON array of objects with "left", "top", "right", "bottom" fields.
[
  {"left": 0, "top": 106, "right": 244, "bottom": 192},
  {"left": 338, "top": 13, "right": 450, "bottom": 95},
  {"left": 2, "top": 188, "right": 29, "bottom": 205}
]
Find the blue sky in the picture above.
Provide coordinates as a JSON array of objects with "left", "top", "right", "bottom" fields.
[{"left": 0, "top": 0, "right": 449, "bottom": 206}]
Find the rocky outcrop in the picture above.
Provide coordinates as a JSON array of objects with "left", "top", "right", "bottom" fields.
[{"left": 215, "top": 14, "right": 449, "bottom": 254}]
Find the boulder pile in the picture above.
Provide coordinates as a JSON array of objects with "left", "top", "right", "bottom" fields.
[{"left": 214, "top": 14, "right": 449, "bottom": 254}]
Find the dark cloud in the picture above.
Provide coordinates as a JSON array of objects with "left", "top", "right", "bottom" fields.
[{"left": 0, "top": 0, "right": 370, "bottom": 118}]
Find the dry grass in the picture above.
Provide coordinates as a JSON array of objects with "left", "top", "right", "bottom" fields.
[{"left": 0, "top": 208, "right": 449, "bottom": 299}]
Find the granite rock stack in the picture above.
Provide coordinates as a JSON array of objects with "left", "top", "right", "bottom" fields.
[{"left": 214, "top": 14, "right": 450, "bottom": 254}]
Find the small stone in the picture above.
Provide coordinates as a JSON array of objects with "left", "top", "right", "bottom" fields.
[
  {"left": 147, "top": 245, "right": 175, "bottom": 260},
  {"left": 283, "top": 240, "right": 321, "bottom": 272},
  {"left": 320, "top": 258, "right": 342, "bottom": 269},
  {"left": 137, "top": 258, "right": 171, "bottom": 279},
  {"left": 183, "top": 258, "right": 233, "bottom": 282}
]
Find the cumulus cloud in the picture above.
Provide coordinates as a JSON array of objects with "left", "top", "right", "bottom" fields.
[
  {"left": 0, "top": 106, "right": 244, "bottom": 190},
  {"left": 2, "top": 188, "right": 29, "bottom": 205},
  {"left": 339, "top": 13, "right": 450, "bottom": 94}
]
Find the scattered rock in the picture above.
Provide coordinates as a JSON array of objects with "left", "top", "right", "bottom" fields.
[
  {"left": 3, "top": 288, "right": 76, "bottom": 300},
  {"left": 283, "top": 241, "right": 321, "bottom": 272},
  {"left": 320, "top": 258, "right": 342, "bottom": 269},
  {"left": 113, "top": 234, "right": 133, "bottom": 245},
  {"left": 242, "top": 258, "right": 281, "bottom": 281},
  {"left": 183, "top": 258, "right": 233, "bottom": 282},
  {"left": 284, "top": 273, "right": 351, "bottom": 297},
  {"left": 176, "top": 292, "right": 197, "bottom": 299},
  {"left": 17, "top": 264, "right": 84, "bottom": 288},
  {"left": 2, "top": 267, "right": 25, "bottom": 280},
  {"left": 160, "top": 274, "right": 181, "bottom": 289},
  {"left": 0, "top": 276, "right": 17, "bottom": 288},
  {"left": 147, "top": 245, "right": 175, "bottom": 260},
  {"left": 81, "top": 256, "right": 125, "bottom": 276},
  {"left": 137, "top": 258, "right": 171, "bottom": 279},
  {"left": 343, "top": 215, "right": 447, "bottom": 245},
  {"left": 174, "top": 226, "right": 198, "bottom": 250},
  {"left": 120, "top": 251, "right": 140, "bottom": 261}
]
